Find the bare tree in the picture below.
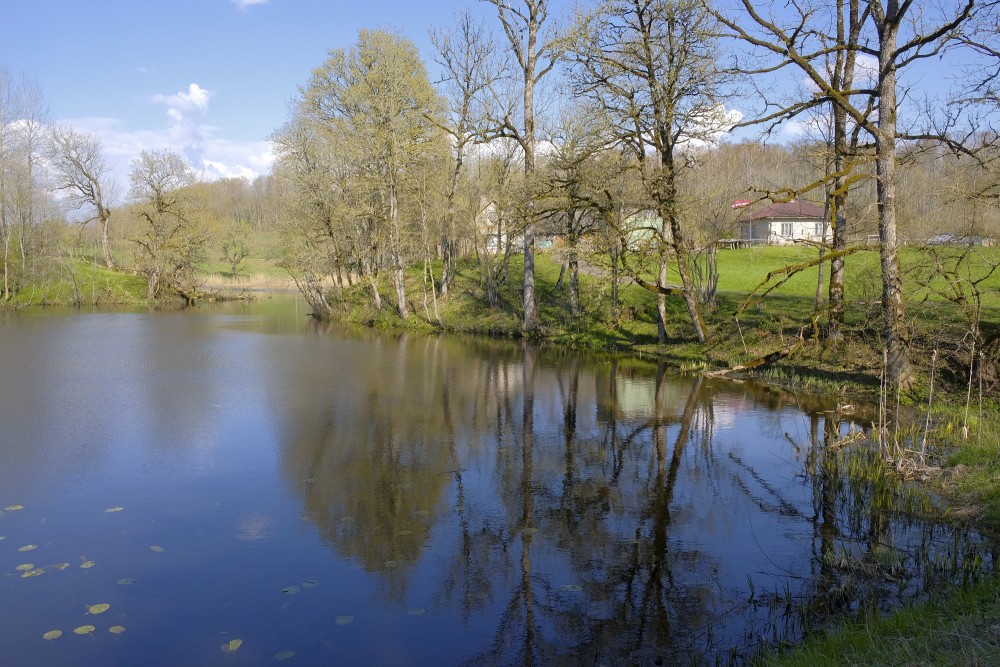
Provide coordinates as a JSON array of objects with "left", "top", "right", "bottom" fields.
[
  {"left": 48, "top": 126, "right": 118, "bottom": 270},
  {"left": 431, "top": 10, "right": 501, "bottom": 297},
  {"left": 711, "top": 0, "right": 976, "bottom": 386},
  {"left": 568, "top": 0, "right": 730, "bottom": 343},
  {"left": 482, "top": 0, "right": 563, "bottom": 333}
]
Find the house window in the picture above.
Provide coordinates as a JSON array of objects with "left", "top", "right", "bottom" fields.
[
  {"left": 781, "top": 222, "right": 793, "bottom": 237},
  {"left": 814, "top": 222, "right": 824, "bottom": 238}
]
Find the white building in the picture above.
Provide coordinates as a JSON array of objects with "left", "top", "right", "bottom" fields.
[{"left": 739, "top": 200, "right": 829, "bottom": 245}]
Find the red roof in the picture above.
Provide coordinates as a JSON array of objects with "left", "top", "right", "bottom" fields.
[{"left": 743, "top": 200, "right": 825, "bottom": 221}]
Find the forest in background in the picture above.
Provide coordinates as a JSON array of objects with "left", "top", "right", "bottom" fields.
[{"left": 2, "top": 0, "right": 1000, "bottom": 390}]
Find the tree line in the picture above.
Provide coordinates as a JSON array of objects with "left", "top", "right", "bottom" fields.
[{"left": 3, "top": 1, "right": 1000, "bottom": 387}]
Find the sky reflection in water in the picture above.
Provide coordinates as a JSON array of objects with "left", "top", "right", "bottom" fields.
[{"left": 0, "top": 298, "right": 991, "bottom": 666}]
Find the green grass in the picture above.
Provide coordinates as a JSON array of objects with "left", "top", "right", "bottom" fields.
[
  {"left": 763, "top": 575, "right": 1000, "bottom": 666},
  {"left": 5, "top": 259, "right": 148, "bottom": 307}
]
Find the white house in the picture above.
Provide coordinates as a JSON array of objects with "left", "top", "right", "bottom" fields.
[{"left": 739, "top": 200, "right": 829, "bottom": 245}]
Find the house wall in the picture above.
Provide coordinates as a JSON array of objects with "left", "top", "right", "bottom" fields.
[{"left": 742, "top": 217, "right": 828, "bottom": 245}]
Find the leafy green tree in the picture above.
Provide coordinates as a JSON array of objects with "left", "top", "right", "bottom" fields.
[
  {"left": 128, "top": 149, "right": 205, "bottom": 300},
  {"left": 302, "top": 28, "right": 445, "bottom": 320}
]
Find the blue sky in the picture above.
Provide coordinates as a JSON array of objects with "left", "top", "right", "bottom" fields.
[
  {"left": 2, "top": 0, "right": 544, "bottom": 184},
  {"left": 3, "top": 0, "right": 988, "bottom": 189}
]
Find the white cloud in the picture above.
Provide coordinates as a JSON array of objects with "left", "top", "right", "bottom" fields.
[
  {"left": 149, "top": 83, "right": 214, "bottom": 167},
  {"left": 152, "top": 83, "right": 212, "bottom": 114},
  {"left": 62, "top": 115, "right": 275, "bottom": 191},
  {"left": 231, "top": 0, "right": 268, "bottom": 10}
]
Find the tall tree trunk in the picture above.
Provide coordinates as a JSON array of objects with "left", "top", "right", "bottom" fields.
[
  {"left": 440, "top": 147, "right": 465, "bottom": 298},
  {"left": 389, "top": 183, "right": 409, "bottom": 320},
  {"left": 875, "top": 9, "right": 913, "bottom": 387},
  {"left": 521, "top": 20, "right": 539, "bottom": 334},
  {"left": 100, "top": 208, "right": 114, "bottom": 270}
]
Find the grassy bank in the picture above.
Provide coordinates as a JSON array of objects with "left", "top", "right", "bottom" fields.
[
  {"left": 2, "top": 258, "right": 149, "bottom": 307},
  {"left": 762, "top": 575, "right": 1000, "bottom": 666}
]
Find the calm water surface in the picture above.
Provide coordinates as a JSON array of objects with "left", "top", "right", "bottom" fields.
[{"left": 0, "top": 296, "right": 991, "bottom": 665}]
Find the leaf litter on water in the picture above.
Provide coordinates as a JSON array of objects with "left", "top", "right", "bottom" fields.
[{"left": 221, "top": 638, "right": 243, "bottom": 653}]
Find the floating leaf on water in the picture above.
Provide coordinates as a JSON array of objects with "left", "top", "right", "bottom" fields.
[
  {"left": 117, "top": 578, "right": 138, "bottom": 586},
  {"left": 221, "top": 639, "right": 243, "bottom": 653},
  {"left": 42, "top": 630, "right": 62, "bottom": 640},
  {"left": 104, "top": 507, "right": 124, "bottom": 513},
  {"left": 21, "top": 568, "right": 44, "bottom": 578},
  {"left": 281, "top": 586, "right": 300, "bottom": 595},
  {"left": 3, "top": 505, "right": 23, "bottom": 511},
  {"left": 17, "top": 545, "right": 37, "bottom": 552},
  {"left": 80, "top": 561, "right": 96, "bottom": 569},
  {"left": 52, "top": 562, "right": 70, "bottom": 571},
  {"left": 108, "top": 626, "right": 126, "bottom": 634},
  {"left": 87, "top": 603, "right": 110, "bottom": 615},
  {"left": 407, "top": 608, "right": 427, "bottom": 615},
  {"left": 15, "top": 563, "right": 33, "bottom": 571},
  {"left": 149, "top": 545, "right": 164, "bottom": 553},
  {"left": 0, "top": 536, "right": 6, "bottom": 540},
  {"left": 274, "top": 650, "right": 296, "bottom": 661},
  {"left": 335, "top": 615, "right": 354, "bottom": 626},
  {"left": 383, "top": 560, "right": 397, "bottom": 569},
  {"left": 301, "top": 580, "right": 318, "bottom": 589},
  {"left": 73, "top": 625, "right": 95, "bottom": 635},
  {"left": 558, "top": 584, "right": 583, "bottom": 592}
]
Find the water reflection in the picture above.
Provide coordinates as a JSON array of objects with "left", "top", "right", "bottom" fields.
[
  {"left": 272, "top": 326, "right": 992, "bottom": 665},
  {"left": 0, "top": 300, "right": 991, "bottom": 666}
]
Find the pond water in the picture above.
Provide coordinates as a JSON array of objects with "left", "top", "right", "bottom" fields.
[{"left": 0, "top": 296, "right": 992, "bottom": 666}]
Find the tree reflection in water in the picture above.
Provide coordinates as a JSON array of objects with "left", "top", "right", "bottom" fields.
[{"left": 276, "top": 330, "right": 992, "bottom": 665}]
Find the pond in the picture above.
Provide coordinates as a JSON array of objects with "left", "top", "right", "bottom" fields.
[{"left": 0, "top": 296, "right": 992, "bottom": 665}]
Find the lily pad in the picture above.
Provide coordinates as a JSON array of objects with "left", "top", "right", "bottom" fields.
[
  {"left": 301, "top": 580, "right": 318, "bottom": 589},
  {"left": 335, "top": 615, "right": 354, "bottom": 626},
  {"left": 3, "top": 505, "right": 24, "bottom": 511},
  {"left": 87, "top": 603, "right": 111, "bottom": 615},
  {"left": 21, "top": 568, "right": 44, "bottom": 578},
  {"left": 274, "top": 650, "right": 296, "bottom": 661},
  {"left": 104, "top": 507, "right": 124, "bottom": 513},
  {"left": 149, "top": 545, "right": 164, "bottom": 553},
  {"left": 221, "top": 638, "right": 243, "bottom": 653},
  {"left": 117, "top": 578, "right": 138, "bottom": 586},
  {"left": 15, "top": 563, "right": 34, "bottom": 572},
  {"left": 281, "top": 586, "right": 300, "bottom": 595},
  {"left": 73, "top": 625, "right": 96, "bottom": 635},
  {"left": 17, "top": 545, "right": 37, "bottom": 552},
  {"left": 80, "top": 561, "right": 96, "bottom": 569},
  {"left": 109, "top": 626, "right": 126, "bottom": 634},
  {"left": 42, "top": 630, "right": 62, "bottom": 641},
  {"left": 52, "top": 562, "right": 70, "bottom": 571}
]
